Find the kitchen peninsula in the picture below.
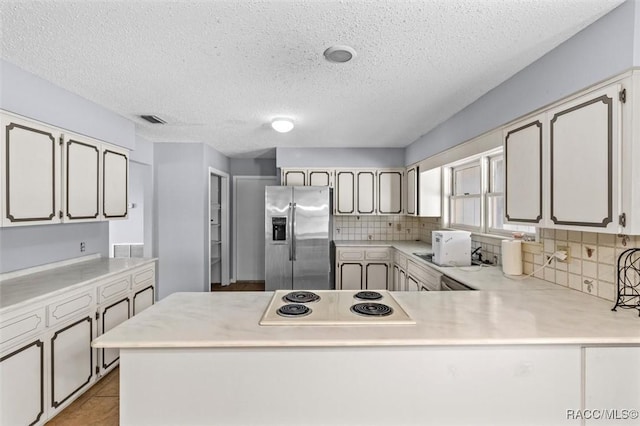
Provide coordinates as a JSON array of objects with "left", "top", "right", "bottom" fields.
[{"left": 94, "top": 285, "right": 640, "bottom": 426}]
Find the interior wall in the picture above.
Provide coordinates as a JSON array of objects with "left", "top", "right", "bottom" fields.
[
  {"left": 405, "top": 0, "right": 637, "bottom": 164},
  {"left": 154, "top": 143, "right": 230, "bottom": 300},
  {"left": 0, "top": 59, "right": 136, "bottom": 273},
  {"left": 276, "top": 147, "right": 405, "bottom": 168}
]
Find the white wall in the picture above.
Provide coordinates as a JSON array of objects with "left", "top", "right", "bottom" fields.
[
  {"left": 0, "top": 59, "right": 136, "bottom": 273},
  {"left": 405, "top": 0, "right": 638, "bottom": 164},
  {"left": 276, "top": 147, "right": 405, "bottom": 168},
  {"left": 154, "top": 143, "right": 230, "bottom": 299}
]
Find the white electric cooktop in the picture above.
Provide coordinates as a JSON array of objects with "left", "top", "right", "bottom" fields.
[{"left": 259, "top": 290, "right": 416, "bottom": 326}]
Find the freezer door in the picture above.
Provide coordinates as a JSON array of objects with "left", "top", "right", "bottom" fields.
[
  {"left": 265, "top": 186, "right": 293, "bottom": 291},
  {"left": 292, "top": 187, "right": 332, "bottom": 290}
]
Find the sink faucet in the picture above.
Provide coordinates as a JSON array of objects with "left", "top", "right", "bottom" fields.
[{"left": 471, "top": 246, "right": 483, "bottom": 262}]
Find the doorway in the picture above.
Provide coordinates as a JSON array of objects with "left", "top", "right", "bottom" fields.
[
  {"left": 233, "top": 176, "right": 277, "bottom": 284},
  {"left": 209, "top": 167, "right": 230, "bottom": 288}
]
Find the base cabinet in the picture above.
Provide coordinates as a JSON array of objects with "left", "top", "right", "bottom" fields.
[
  {"left": 98, "top": 297, "right": 130, "bottom": 374},
  {"left": 336, "top": 247, "right": 391, "bottom": 290},
  {"left": 133, "top": 285, "right": 155, "bottom": 316},
  {"left": 0, "top": 339, "right": 45, "bottom": 426}
]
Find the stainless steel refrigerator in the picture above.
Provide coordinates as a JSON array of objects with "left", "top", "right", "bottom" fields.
[{"left": 265, "top": 186, "right": 333, "bottom": 291}]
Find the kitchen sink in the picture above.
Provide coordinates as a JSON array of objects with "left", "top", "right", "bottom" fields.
[{"left": 413, "top": 252, "right": 433, "bottom": 262}]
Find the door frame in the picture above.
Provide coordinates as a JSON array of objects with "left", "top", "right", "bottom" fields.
[
  {"left": 208, "top": 167, "right": 230, "bottom": 289},
  {"left": 232, "top": 175, "right": 278, "bottom": 283}
]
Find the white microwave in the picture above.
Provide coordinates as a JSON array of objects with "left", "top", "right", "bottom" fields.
[{"left": 432, "top": 230, "right": 471, "bottom": 266}]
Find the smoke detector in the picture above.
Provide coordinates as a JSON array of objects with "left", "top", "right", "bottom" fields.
[{"left": 323, "top": 45, "right": 356, "bottom": 63}]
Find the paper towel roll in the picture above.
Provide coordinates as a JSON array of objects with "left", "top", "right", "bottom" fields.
[{"left": 501, "top": 240, "right": 523, "bottom": 275}]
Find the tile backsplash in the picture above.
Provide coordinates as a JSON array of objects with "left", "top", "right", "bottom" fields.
[
  {"left": 333, "top": 215, "right": 421, "bottom": 241},
  {"left": 523, "top": 229, "right": 638, "bottom": 302}
]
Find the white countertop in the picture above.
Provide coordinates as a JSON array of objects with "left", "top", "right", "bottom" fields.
[
  {"left": 93, "top": 289, "right": 640, "bottom": 349},
  {"left": 0, "top": 257, "right": 157, "bottom": 314},
  {"left": 335, "top": 240, "right": 560, "bottom": 291}
]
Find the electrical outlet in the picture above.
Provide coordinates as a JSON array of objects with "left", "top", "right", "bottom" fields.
[
  {"left": 80, "top": 242, "right": 86, "bottom": 252},
  {"left": 556, "top": 245, "right": 571, "bottom": 263}
]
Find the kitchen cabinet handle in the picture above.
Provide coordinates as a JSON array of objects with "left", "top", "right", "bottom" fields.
[
  {"left": 288, "top": 203, "right": 293, "bottom": 261},
  {"left": 292, "top": 203, "right": 297, "bottom": 261}
]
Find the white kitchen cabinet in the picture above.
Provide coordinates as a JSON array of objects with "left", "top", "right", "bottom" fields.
[
  {"left": 583, "top": 346, "right": 640, "bottom": 424},
  {"left": 48, "top": 315, "right": 94, "bottom": 416},
  {"left": 504, "top": 115, "right": 544, "bottom": 225},
  {"left": 337, "top": 263, "right": 363, "bottom": 290},
  {"left": 407, "top": 260, "right": 442, "bottom": 291},
  {"left": 98, "top": 296, "right": 130, "bottom": 374},
  {"left": 356, "top": 170, "right": 376, "bottom": 215},
  {"left": 392, "top": 265, "right": 407, "bottom": 291},
  {"left": 547, "top": 85, "right": 621, "bottom": 232},
  {"left": 365, "top": 263, "right": 389, "bottom": 290},
  {"left": 0, "top": 112, "right": 62, "bottom": 227},
  {"left": 418, "top": 167, "right": 442, "bottom": 217},
  {"left": 335, "top": 171, "right": 356, "bottom": 215},
  {"left": 102, "top": 144, "right": 128, "bottom": 219},
  {"left": 336, "top": 247, "right": 391, "bottom": 290},
  {"left": 406, "top": 166, "right": 417, "bottom": 216},
  {"left": 377, "top": 170, "right": 403, "bottom": 215},
  {"left": 406, "top": 275, "right": 420, "bottom": 291},
  {"left": 0, "top": 338, "right": 46, "bottom": 426},
  {"left": 281, "top": 168, "right": 332, "bottom": 187},
  {"left": 133, "top": 285, "right": 155, "bottom": 315},
  {"left": 63, "top": 134, "right": 101, "bottom": 221}
]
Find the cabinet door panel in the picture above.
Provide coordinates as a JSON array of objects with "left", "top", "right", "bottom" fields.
[
  {"left": 378, "top": 171, "right": 402, "bottom": 215},
  {"left": 50, "top": 316, "right": 93, "bottom": 410},
  {"left": 103, "top": 148, "right": 128, "bottom": 218},
  {"left": 339, "top": 263, "right": 363, "bottom": 290},
  {"left": 549, "top": 86, "right": 619, "bottom": 230},
  {"left": 504, "top": 116, "right": 543, "bottom": 224},
  {"left": 1, "top": 115, "right": 60, "bottom": 225},
  {"left": 100, "top": 298, "right": 130, "bottom": 371},
  {"left": 399, "top": 269, "right": 407, "bottom": 292},
  {"left": 0, "top": 339, "right": 45, "bottom": 426},
  {"left": 366, "top": 263, "right": 388, "bottom": 290},
  {"left": 335, "top": 171, "right": 355, "bottom": 214},
  {"left": 308, "top": 170, "right": 331, "bottom": 187},
  {"left": 406, "top": 167, "right": 417, "bottom": 215},
  {"left": 133, "top": 286, "right": 154, "bottom": 316},
  {"left": 283, "top": 170, "right": 305, "bottom": 186},
  {"left": 356, "top": 171, "right": 376, "bottom": 214},
  {"left": 406, "top": 276, "right": 420, "bottom": 291},
  {"left": 66, "top": 138, "right": 100, "bottom": 220}
]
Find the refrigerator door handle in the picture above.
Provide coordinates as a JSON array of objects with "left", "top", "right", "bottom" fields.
[
  {"left": 292, "top": 202, "right": 297, "bottom": 261},
  {"left": 288, "top": 202, "right": 293, "bottom": 261}
]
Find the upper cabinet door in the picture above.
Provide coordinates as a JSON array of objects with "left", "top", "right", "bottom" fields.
[
  {"left": 103, "top": 145, "right": 128, "bottom": 219},
  {"left": 504, "top": 114, "right": 544, "bottom": 225},
  {"left": 64, "top": 135, "right": 100, "bottom": 221},
  {"left": 335, "top": 171, "right": 355, "bottom": 214},
  {"left": 356, "top": 171, "right": 376, "bottom": 215},
  {"left": 548, "top": 85, "right": 621, "bottom": 232},
  {"left": 0, "top": 113, "right": 61, "bottom": 226},
  {"left": 406, "top": 167, "right": 417, "bottom": 216},
  {"left": 378, "top": 170, "right": 402, "bottom": 215},
  {"left": 282, "top": 170, "right": 306, "bottom": 186},
  {"left": 308, "top": 170, "right": 332, "bottom": 187}
]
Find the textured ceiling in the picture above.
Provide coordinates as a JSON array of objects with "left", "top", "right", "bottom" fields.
[{"left": 0, "top": 0, "right": 625, "bottom": 158}]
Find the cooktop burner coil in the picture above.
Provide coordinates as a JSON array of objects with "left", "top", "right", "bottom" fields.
[
  {"left": 350, "top": 302, "right": 393, "bottom": 317},
  {"left": 277, "top": 304, "right": 312, "bottom": 317},
  {"left": 282, "top": 291, "right": 320, "bottom": 304},
  {"left": 354, "top": 291, "right": 383, "bottom": 301}
]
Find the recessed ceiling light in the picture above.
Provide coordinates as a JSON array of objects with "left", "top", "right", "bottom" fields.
[
  {"left": 271, "top": 118, "right": 294, "bottom": 133},
  {"left": 323, "top": 45, "right": 356, "bottom": 63}
]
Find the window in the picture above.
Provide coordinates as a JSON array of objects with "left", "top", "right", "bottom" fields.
[{"left": 447, "top": 149, "right": 535, "bottom": 236}]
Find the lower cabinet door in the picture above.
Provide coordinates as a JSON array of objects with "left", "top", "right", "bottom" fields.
[
  {"left": 365, "top": 263, "right": 389, "bottom": 290},
  {"left": 133, "top": 286, "right": 155, "bottom": 316},
  {"left": 0, "top": 339, "right": 45, "bottom": 426},
  {"left": 406, "top": 276, "right": 420, "bottom": 291},
  {"left": 399, "top": 269, "right": 407, "bottom": 292},
  {"left": 50, "top": 316, "right": 93, "bottom": 412},
  {"left": 338, "top": 263, "right": 363, "bottom": 290},
  {"left": 100, "top": 297, "right": 130, "bottom": 373}
]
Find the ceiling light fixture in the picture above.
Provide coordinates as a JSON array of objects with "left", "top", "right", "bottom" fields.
[
  {"left": 323, "top": 45, "right": 356, "bottom": 63},
  {"left": 271, "top": 118, "right": 294, "bottom": 133}
]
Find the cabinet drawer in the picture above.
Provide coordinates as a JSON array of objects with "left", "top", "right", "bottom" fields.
[
  {"left": 0, "top": 308, "right": 46, "bottom": 347},
  {"left": 132, "top": 266, "right": 155, "bottom": 288},
  {"left": 338, "top": 249, "right": 364, "bottom": 261},
  {"left": 47, "top": 290, "right": 94, "bottom": 328},
  {"left": 365, "top": 249, "right": 390, "bottom": 261},
  {"left": 407, "top": 261, "right": 441, "bottom": 286},
  {"left": 97, "top": 274, "right": 131, "bottom": 303}
]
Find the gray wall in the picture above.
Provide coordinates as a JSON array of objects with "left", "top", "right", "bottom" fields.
[
  {"left": 405, "top": 0, "right": 638, "bottom": 164},
  {"left": 276, "top": 147, "right": 405, "bottom": 168},
  {"left": 154, "top": 143, "right": 230, "bottom": 300},
  {"left": 0, "top": 223, "right": 109, "bottom": 273},
  {"left": 230, "top": 158, "right": 277, "bottom": 176},
  {"left": 0, "top": 59, "right": 136, "bottom": 273}
]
